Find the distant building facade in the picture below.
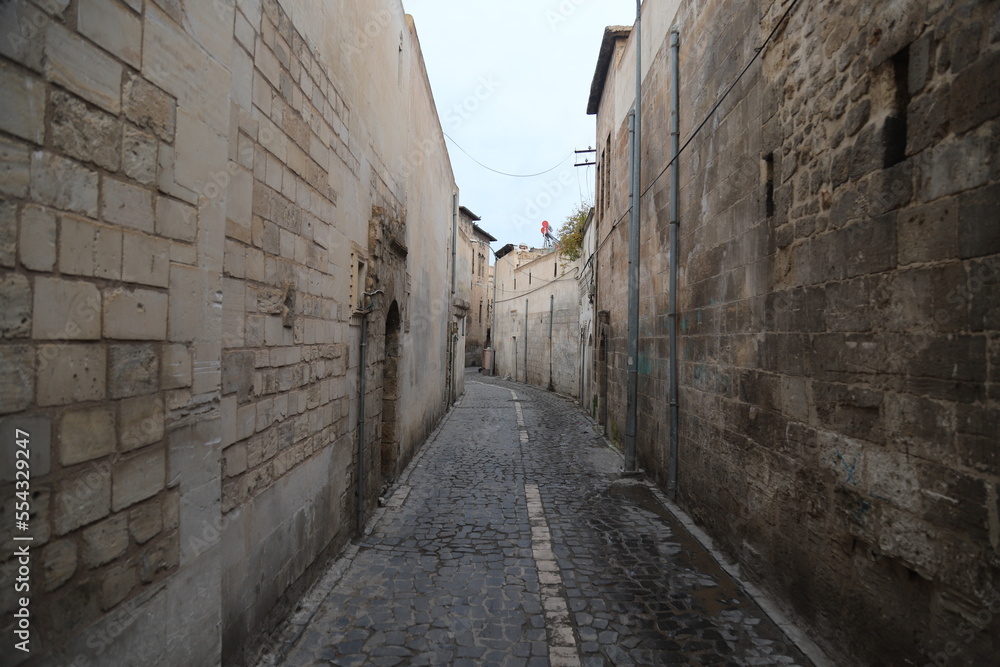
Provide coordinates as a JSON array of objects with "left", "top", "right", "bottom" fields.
[
  {"left": 576, "top": 209, "right": 598, "bottom": 417},
  {"left": 457, "top": 206, "right": 496, "bottom": 367},
  {"left": 493, "top": 244, "right": 581, "bottom": 396}
]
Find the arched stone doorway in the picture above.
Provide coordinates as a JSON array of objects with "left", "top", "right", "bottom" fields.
[{"left": 380, "top": 301, "right": 401, "bottom": 486}]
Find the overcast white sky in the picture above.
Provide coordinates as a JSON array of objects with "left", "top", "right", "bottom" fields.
[{"left": 403, "top": 0, "right": 637, "bottom": 253}]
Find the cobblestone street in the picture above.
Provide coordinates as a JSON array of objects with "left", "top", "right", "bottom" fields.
[{"left": 260, "top": 372, "right": 813, "bottom": 667}]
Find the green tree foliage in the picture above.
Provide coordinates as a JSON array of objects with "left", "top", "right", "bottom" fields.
[{"left": 555, "top": 203, "right": 591, "bottom": 261}]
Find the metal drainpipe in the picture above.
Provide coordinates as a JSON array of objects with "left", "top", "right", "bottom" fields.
[
  {"left": 356, "top": 290, "right": 383, "bottom": 533},
  {"left": 357, "top": 312, "right": 368, "bottom": 533},
  {"left": 513, "top": 336, "right": 518, "bottom": 379},
  {"left": 490, "top": 260, "right": 498, "bottom": 375},
  {"left": 668, "top": 29, "right": 681, "bottom": 500},
  {"left": 593, "top": 224, "right": 600, "bottom": 415},
  {"left": 624, "top": 0, "right": 642, "bottom": 474},
  {"left": 451, "top": 194, "right": 458, "bottom": 296},
  {"left": 548, "top": 294, "right": 554, "bottom": 391},
  {"left": 524, "top": 299, "right": 528, "bottom": 384},
  {"left": 449, "top": 194, "right": 458, "bottom": 404}
]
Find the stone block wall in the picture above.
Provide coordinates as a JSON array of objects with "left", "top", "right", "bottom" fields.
[
  {"left": 218, "top": 0, "right": 358, "bottom": 661},
  {"left": 0, "top": 0, "right": 458, "bottom": 665},
  {"left": 591, "top": 0, "right": 1000, "bottom": 664},
  {"left": 494, "top": 249, "right": 582, "bottom": 397},
  {"left": 0, "top": 1, "right": 222, "bottom": 662}
]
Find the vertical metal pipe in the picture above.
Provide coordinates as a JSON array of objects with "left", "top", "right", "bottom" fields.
[
  {"left": 490, "top": 256, "right": 498, "bottom": 375},
  {"left": 668, "top": 30, "right": 681, "bottom": 500},
  {"left": 548, "top": 293, "right": 555, "bottom": 391},
  {"left": 448, "top": 194, "right": 458, "bottom": 405},
  {"left": 549, "top": 294, "right": 555, "bottom": 340},
  {"left": 524, "top": 299, "right": 529, "bottom": 383},
  {"left": 451, "top": 194, "right": 458, "bottom": 297},
  {"left": 623, "top": 1, "right": 642, "bottom": 473},
  {"left": 357, "top": 312, "right": 368, "bottom": 533}
]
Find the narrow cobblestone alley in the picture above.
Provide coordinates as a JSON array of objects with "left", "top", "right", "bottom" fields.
[{"left": 258, "top": 371, "right": 814, "bottom": 667}]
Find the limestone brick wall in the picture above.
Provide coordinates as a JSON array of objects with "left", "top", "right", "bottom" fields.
[
  {"left": 0, "top": 1, "right": 226, "bottom": 662},
  {"left": 218, "top": 0, "right": 357, "bottom": 661},
  {"left": 0, "top": 0, "right": 458, "bottom": 665},
  {"left": 494, "top": 250, "right": 581, "bottom": 397},
  {"left": 592, "top": 0, "right": 1000, "bottom": 664}
]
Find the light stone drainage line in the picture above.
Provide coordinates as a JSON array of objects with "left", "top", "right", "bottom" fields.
[
  {"left": 525, "top": 483, "right": 581, "bottom": 667},
  {"left": 511, "top": 388, "right": 581, "bottom": 667}
]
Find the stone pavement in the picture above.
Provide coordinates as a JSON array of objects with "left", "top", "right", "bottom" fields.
[{"left": 261, "top": 371, "right": 814, "bottom": 666}]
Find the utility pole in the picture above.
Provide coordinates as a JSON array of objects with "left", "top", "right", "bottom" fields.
[{"left": 624, "top": 0, "right": 642, "bottom": 474}]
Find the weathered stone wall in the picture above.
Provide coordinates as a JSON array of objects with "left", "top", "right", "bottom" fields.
[
  {"left": 494, "top": 249, "right": 581, "bottom": 397},
  {"left": 577, "top": 212, "right": 596, "bottom": 415},
  {"left": 590, "top": 0, "right": 1000, "bottom": 664},
  {"left": 0, "top": 0, "right": 459, "bottom": 665}
]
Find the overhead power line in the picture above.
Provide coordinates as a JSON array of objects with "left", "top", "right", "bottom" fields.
[
  {"left": 444, "top": 132, "right": 572, "bottom": 178},
  {"left": 640, "top": 0, "right": 802, "bottom": 200},
  {"left": 592, "top": 0, "right": 801, "bottom": 257}
]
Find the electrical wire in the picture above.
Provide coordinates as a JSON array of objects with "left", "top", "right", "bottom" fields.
[
  {"left": 444, "top": 132, "right": 572, "bottom": 178},
  {"left": 595, "top": 205, "right": 632, "bottom": 256},
  {"left": 639, "top": 0, "right": 802, "bottom": 200},
  {"left": 588, "top": 0, "right": 801, "bottom": 258},
  {"left": 493, "top": 266, "right": 582, "bottom": 304}
]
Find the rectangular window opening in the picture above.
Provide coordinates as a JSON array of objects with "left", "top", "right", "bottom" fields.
[
  {"left": 764, "top": 153, "right": 775, "bottom": 218},
  {"left": 884, "top": 46, "right": 910, "bottom": 168}
]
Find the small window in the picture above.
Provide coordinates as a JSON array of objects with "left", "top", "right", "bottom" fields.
[
  {"left": 351, "top": 252, "right": 367, "bottom": 311},
  {"left": 764, "top": 153, "right": 775, "bottom": 218},
  {"left": 884, "top": 46, "right": 910, "bottom": 168}
]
